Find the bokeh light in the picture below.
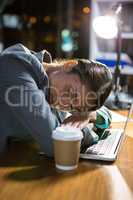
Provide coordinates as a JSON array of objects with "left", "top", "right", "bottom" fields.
[
  {"left": 82, "top": 6, "right": 90, "bottom": 14},
  {"left": 93, "top": 15, "right": 118, "bottom": 39}
]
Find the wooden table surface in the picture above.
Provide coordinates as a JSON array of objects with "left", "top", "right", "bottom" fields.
[{"left": 0, "top": 111, "right": 133, "bottom": 200}]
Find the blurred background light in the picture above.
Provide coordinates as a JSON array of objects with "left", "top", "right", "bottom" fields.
[
  {"left": 93, "top": 15, "right": 118, "bottom": 39},
  {"left": 43, "top": 16, "right": 51, "bottom": 24},
  {"left": 29, "top": 16, "right": 37, "bottom": 24},
  {"left": 3, "top": 14, "right": 19, "bottom": 28},
  {"left": 61, "top": 29, "right": 73, "bottom": 52},
  {"left": 82, "top": 6, "right": 90, "bottom": 14},
  {"left": 61, "top": 43, "right": 73, "bottom": 52},
  {"left": 61, "top": 29, "right": 70, "bottom": 38}
]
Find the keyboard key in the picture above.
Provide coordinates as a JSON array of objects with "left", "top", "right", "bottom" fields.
[{"left": 84, "top": 129, "right": 122, "bottom": 156}]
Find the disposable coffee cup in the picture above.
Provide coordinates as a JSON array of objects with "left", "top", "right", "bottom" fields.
[{"left": 52, "top": 126, "right": 83, "bottom": 171}]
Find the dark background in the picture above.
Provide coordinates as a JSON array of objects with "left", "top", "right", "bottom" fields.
[{"left": 0, "top": 0, "right": 91, "bottom": 59}]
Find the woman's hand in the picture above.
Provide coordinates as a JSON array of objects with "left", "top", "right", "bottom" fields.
[{"left": 61, "top": 111, "right": 96, "bottom": 129}]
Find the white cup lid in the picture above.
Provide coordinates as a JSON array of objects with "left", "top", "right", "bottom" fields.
[{"left": 52, "top": 126, "right": 83, "bottom": 141}]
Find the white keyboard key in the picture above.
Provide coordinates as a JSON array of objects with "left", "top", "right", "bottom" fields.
[
  {"left": 108, "top": 131, "right": 123, "bottom": 155},
  {"left": 85, "top": 129, "right": 123, "bottom": 156}
]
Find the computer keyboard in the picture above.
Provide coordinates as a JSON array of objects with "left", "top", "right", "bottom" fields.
[{"left": 84, "top": 129, "right": 123, "bottom": 156}]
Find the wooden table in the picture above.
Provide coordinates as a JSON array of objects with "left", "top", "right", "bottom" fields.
[{"left": 0, "top": 111, "right": 133, "bottom": 200}]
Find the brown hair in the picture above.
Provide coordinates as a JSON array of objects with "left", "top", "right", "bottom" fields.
[{"left": 69, "top": 59, "right": 113, "bottom": 110}]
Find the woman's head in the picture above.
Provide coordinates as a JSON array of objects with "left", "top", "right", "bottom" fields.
[{"left": 45, "top": 59, "right": 112, "bottom": 113}]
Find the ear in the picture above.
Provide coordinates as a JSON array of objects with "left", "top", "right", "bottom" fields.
[{"left": 63, "top": 60, "right": 78, "bottom": 72}]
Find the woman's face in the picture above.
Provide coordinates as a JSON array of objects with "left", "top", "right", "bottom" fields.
[{"left": 49, "top": 71, "right": 97, "bottom": 113}]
